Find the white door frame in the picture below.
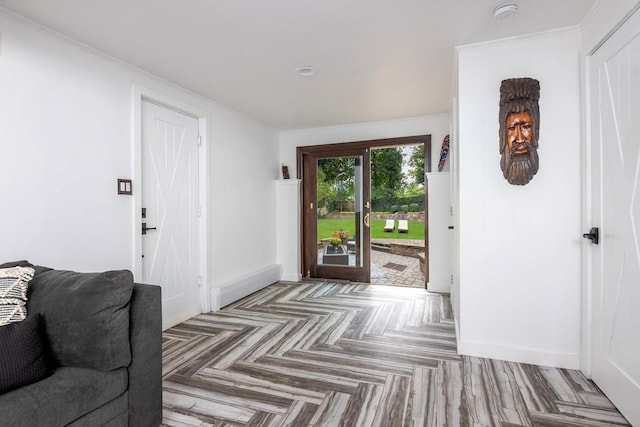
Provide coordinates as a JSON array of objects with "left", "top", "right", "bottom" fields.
[
  {"left": 580, "top": 52, "right": 594, "bottom": 377},
  {"left": 133, "top": 86, "right": 210, "bottom": 314}
]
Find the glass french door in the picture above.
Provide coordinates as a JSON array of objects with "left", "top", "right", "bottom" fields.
[{"left": 302, "top": 148, "right": 371, "bottom": 282}]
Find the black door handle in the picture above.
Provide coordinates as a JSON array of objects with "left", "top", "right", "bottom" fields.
[
  {"left": 142, "top": 223, "right": 158, "bottom": 235},
  {"left": 583, "top": 227, "right": 599, "bottom": 245}
]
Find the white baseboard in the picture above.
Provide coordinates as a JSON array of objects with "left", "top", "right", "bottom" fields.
[
  {"left": 427, "top": 281, "right": 450, "bottom": 294},
  {"left": 457, "top": 339, "right": 580, "bottom": 369},
  {"left": 162, "top": 308, "right": 200, "bottom": 331},
  {"left": 281, "top": 273, "right": 302, "bottom": 282},
  {"left": 210, "top": 264, "right": 281, "bottom": 311}
]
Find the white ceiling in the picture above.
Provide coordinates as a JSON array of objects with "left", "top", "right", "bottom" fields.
[{"left": 0, "top": 0, "right": 596, "bottom": 130}]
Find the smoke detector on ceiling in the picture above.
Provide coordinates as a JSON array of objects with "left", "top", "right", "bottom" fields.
[
  {"left": 296, "top": 66, "right": 318, "bottom": 77},
  {"left": 493, "top": 2, "right": 518, "bottom": 19}
]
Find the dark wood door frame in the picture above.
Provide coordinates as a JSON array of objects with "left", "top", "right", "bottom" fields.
[{"left": 297, "top": 135, "right": 432, "bottom": 284}]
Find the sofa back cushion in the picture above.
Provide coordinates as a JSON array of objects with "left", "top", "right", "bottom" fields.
[
  {"left": 26, "top": 267, "right": 134, "bottom": 371},
  {"left": 0, "top": 266, "right": 35, "bottom": 326},
  {"left": 0, "top": 313, "right": 53, "bottom": 394}
]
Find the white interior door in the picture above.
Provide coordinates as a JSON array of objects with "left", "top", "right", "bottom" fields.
[
  {"left": 589, "top": 9, "right": 640, "bottom": 425},
  {"left": 142, "top": 100, "right": 201, "bottom": 329}
]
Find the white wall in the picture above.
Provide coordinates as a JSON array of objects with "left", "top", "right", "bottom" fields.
[
  {"left": 0, "top": 12, "right": 279, "bottom": 298},
  {"left": 276, "top": 179, "right": 301, "bottom": 282},
  {"left": 208, "top": 107, "right": 278, "bottom": 290},
  {"left": 279, "top": 114, "right": 451, "bottom": 177},
  {"left": 456, "top": 28, "right": 583, "bottom": 368},
  {"left": 425, "top": 172, "right": 451, "bottom": 293}
]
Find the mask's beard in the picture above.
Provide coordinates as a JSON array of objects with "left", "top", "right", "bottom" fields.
[{"left": 501, "top": 141, "right": 539, "bottom": 185}]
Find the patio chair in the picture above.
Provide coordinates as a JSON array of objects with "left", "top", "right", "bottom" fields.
[
  {"left": 398, "top": 219, "right": 409, "bottom": 233},
  {"left": 383, "top": 219, "right": 394, "bottom": 232}
]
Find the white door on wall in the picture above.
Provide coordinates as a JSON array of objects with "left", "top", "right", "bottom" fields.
[
  {"left": 142, "top": 100, "right": 201, "bottom": 329},
  {"left": 589, "top": 9, "right": 640, "bottom": 425}
]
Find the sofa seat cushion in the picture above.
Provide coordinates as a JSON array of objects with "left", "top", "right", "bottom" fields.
[
  {"left": 27, "top": 268, "right": 134, "bottom": 371},
  {"left": 0, "top": 366, "right": 128, "bottom": 427}
]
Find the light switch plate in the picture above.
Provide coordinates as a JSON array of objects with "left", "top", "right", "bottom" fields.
[{"left": 117, "top": 179, "right": 132, "bottom": 195}]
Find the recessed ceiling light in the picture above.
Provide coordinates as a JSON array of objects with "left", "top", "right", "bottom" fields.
[
  {"left": 296, "top": 66, "right": 318, "bottom": 77},
  {"left": 493, "top": 2, "right": 518, "bottom": 20}
]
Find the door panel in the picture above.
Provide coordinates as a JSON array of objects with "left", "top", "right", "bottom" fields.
[
  {"left": 589, "top": 9, "right": 640, "bottom": 425},
  {"left": 142, "top": 100, "right": 200, "bottom": 329},
  {"left": 303, "top": 149, "right": 371, "bottom": 282}
]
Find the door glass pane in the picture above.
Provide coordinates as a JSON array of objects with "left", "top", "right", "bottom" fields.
[{"left": 316, "top": 155, "right": 364, "bottom": 268}]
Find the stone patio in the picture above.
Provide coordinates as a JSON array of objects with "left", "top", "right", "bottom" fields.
[
  {"left": 370, "top": 249, "right": 425, "bottom": 288},
  {"left": 317, "top": 238, "right": 426, "bottom": 288}
]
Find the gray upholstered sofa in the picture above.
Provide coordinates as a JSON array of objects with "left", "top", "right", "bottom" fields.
[{"left": 0, "top": 261, "right": 162, "bottom": 426}]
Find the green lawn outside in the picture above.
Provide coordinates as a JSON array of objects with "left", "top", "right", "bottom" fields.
[{"left": 317, "top": 218, "right": 425, "bottom": 241}]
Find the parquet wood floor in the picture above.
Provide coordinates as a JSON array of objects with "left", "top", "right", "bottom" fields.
[{"left": 161, "top": 281, "right": 630, "bottom": 426}]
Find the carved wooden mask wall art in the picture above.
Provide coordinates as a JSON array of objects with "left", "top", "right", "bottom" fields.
[{"left": 499, "top": 78, "right": 540, "bottom": 186}]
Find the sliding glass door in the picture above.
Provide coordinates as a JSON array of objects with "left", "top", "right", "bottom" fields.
[{"left": 298, "top": 135, "right": 431, "bottom": 285}]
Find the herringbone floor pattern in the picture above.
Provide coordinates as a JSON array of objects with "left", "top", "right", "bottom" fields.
[{"left": 161, "top": 281, "right": 629, "bottom": 426}]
